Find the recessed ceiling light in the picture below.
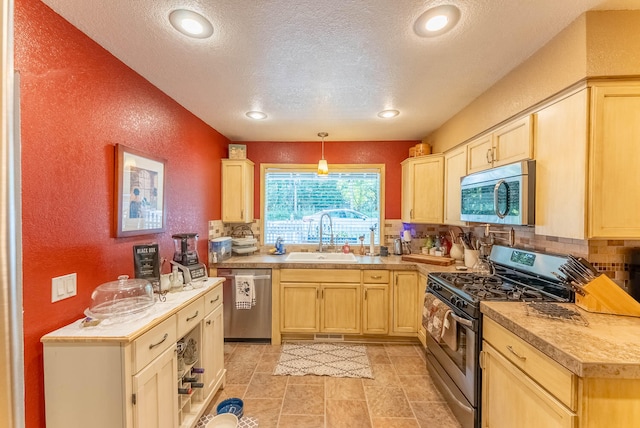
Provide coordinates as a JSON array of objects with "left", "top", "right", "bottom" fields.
[
  {"left": 246, "top": 111, "right": 267, "bottom": 120},
  {"left": 414, "top": 5, "right": 460, "bottom": 38},
  {"left": 169, "top": 9, "right": 214, "bottom": 39},
  {"left": 378, "top": 109, "right": 400, "bottom": 119}
]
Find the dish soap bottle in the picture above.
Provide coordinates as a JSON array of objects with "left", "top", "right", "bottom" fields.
[{"left": 342, "top": 241, "right": 350, "bottom": 254}]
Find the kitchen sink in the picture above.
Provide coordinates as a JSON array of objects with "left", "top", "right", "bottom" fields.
[{"left": 285, "top": 252, "right": 358, "bottom": 263}]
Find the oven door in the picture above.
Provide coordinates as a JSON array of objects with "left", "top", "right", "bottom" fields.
[{"left": 425, "top": 294, "right": 478, "bottom": 428}]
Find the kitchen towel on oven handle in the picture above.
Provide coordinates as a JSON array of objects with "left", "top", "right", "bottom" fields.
[{"left": 423, "top": 292, "right": 456, "bottom": 349}]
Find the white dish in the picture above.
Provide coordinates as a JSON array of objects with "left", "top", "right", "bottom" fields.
[{"left": 209, "top": 413, "right": 238, "bottom": 427}]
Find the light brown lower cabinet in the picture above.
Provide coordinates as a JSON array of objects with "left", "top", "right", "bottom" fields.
[
  {"left": 42, "top": 281, "right": 225, "bottom": 428},
  {"left": 391, "top": 271, "right": 419, "bottom": 334},
  {"left": 280, "top": 269, "right": 361, "bottom": 334},
  {"left": 481, "top": 317, "right": 640, "bottom": 428}
]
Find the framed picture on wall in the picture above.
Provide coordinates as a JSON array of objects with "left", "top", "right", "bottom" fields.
[{"left": 115, "top": 144, "right": 166, "bottom": 237}]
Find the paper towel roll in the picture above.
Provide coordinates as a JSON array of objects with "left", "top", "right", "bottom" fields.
[
  {"left": 370, "top": 230, "right": 375, "bottom": 255},
  {"left": 403, "top": 230, "right": 411, "bottom": 241}
]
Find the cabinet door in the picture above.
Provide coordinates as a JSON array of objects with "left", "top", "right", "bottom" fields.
[
  {"left": 535, "top": 89, "right": 588, "bottom": 239},
  {"left": 417, "top": 273, "right": 427, "bottom": 347},
  {"left": 221, "top": 159, "right": 254, "bottom": 223},
  {"left": 391, "top": 271, "right": 419, "bottom": 334},
  {"left": 362, "top": 284, "right": 388, "bottom": 335},
  {"left": 202, "top": 304, "right": 225, "bottom": 395},
  {"left": 481, "top": 342, "right": 576, "bottom": 428},
  {"left": 467, "top": 134, "right": 494, "bottom": 173},
  {"left": 401, "top": 156, "right": 444, "bottom": 224},
  {"left": 589, "top": 85, "right": 640, "bottom": 238},
  {"left": 280, "top": 283, "right": 320, "bottom": 332},
  {"left": 132, "top": 344, "right": 178, "bottom": 428},
  {"left": 401, "top": 158, "right": 414, "bottom": 223},
  {"left": 493, "top": 115, "right": 533, "bottom": 168},
  {"left": 444, "top": 146, "right": 467, "bottom": 226},
  {"left": 321, "top": 284, "right": 361, "bottom": 334}
]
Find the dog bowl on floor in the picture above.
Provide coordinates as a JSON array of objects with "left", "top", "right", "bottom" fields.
[
  {"left": 209, "top": 413, "right": 238, "bottom": 427},
  {"left": 216, "top": 397, "right": 243, "bottom": 419}
]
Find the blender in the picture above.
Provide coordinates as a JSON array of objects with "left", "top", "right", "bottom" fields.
[{"left": 170, "top": 233, "right": 208, "bottom": 286}]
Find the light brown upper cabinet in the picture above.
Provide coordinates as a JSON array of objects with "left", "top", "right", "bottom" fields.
[
  {"left": 443, "top": 145, "right": 467, "bottom": 226},
  {"left": 401, "top": 154, "right": 444, "bottom": 224},
  {"left": 589, "top": 85, "right": 640, "bottom": 238},
  {"left": 534, "top": 89, "right": 588, "bottom": 239},
  {"left": 221, "top": 159, "right": 254, "bottom": 223},
  {"left": 467, "top": 116, "right": 533, "bottom": 174}
]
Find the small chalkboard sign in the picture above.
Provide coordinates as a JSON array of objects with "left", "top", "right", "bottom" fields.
[{"left": 133, "top": 243, "right": 160, "bottom": 281}]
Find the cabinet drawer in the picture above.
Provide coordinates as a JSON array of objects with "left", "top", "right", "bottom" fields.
[
  {"left": 204, "top": 284, "right": 223, "bottom": 315},
  {"left": 281, "top": 269, "right": 360, "bottom": 283},
  {"left": 483, "top": 317, "right": 577, "bottom": 410},
  {"left": 177, "top": 297, "right": 205, "bottom": 338},
  {"left": 133, "top": 315, "right": 177, "bottom": 373},
  {"left": 363, "top": 270, "right": 389, "bottom": 284}
]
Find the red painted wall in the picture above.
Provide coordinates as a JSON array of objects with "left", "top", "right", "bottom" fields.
[
  {"left": 243, "top": 141, "right": 417, "bottom": 219},
  {"left": 15, "top": 1, "right": 228, "bottom": 426}
]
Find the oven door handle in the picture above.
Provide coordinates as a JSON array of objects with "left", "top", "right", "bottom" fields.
[{"left": 449, "top": 312, "right": 474, "bottom": 328}]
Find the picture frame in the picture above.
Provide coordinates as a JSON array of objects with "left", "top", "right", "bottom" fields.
[{"left": 115, "top": 144, "right": 166, "bottom": 237}]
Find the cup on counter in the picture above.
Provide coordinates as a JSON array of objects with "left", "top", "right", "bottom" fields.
[
  {"left": 464, "top": 249, "right": 479, "bottom": 268},
  {"left": 380, "top": 246, "right": 389, "bottom": 257}
]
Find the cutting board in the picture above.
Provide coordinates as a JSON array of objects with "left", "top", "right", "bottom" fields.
[{"left": 401, "top": 254, "right": 455, "bottom": 266}]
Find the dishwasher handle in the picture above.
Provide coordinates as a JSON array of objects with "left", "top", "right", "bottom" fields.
[{"left": 224, "top": 275, "right": 271, "bottom": 280}]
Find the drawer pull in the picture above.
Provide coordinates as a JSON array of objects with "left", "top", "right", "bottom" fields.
[
  {"left": 210, "top": 296, "right": 220, "bottom": 304},
  {"left": 206, "top": 320, "right": 212, "bottom": 326},
  {"left": 186, "top": 311, "right": 199, "bottom": 322},
  {"left": 149, "top": 333, "right": 168, "bottom": 350},
  {"left": 507, "top": 345, "right": 527, "bottom": 361},
  {"left": 370, "top": 275, "right": 382, "bottom": 279}
]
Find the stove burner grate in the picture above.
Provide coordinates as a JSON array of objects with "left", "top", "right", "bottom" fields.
[{"left": 525, "top": 302, "right": 588, "bottom": 326}]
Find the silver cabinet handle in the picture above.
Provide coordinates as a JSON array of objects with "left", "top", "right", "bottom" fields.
[
  {"left": 364, "top": 289, "right": 368, "bottom": 300},
  {"left": 486, "top": 148, "right": 492, "bottom": 164},
  {"left": 186, "top": 311, "right": 199, "bottom": 322},
  {"left": 370, "top": 275, "right": 382, "bottom": 279},
  {"left": 507, "top": 345, "right": 527, "bottom": 361},
  {"left": 149, "top": 333, "right": 168, "bottom": 350},
  {"left": 493, "top": 179, "right": 508, "bottom": 219}
]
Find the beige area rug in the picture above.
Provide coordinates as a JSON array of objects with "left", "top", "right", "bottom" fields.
[{"left": 273, "top": 342, "right": 374, "bottom": 379}]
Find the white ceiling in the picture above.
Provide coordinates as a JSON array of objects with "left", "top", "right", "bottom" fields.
[{"left": 41, "top": 0, "right": 639, "bottom": 142}]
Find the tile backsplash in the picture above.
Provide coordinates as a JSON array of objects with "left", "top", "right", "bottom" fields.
[{"left": 209, "top": 219, "right": 640, "bottom": 296}]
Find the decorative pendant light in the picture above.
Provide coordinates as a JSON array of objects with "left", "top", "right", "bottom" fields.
[{"left": 317, "top": 132, "right": 329, "bottom": 176}]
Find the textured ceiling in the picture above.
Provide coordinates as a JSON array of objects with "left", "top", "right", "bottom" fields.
[{"left": 41, "top": 0, "right": 639, "bottom": 142}]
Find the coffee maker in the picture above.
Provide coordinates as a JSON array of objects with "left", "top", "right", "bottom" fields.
[{"left": 170, "top": 233, "right": 208, "bottom": 284}]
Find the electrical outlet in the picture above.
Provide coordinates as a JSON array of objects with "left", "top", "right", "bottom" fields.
[{"left": 52, "top": 273, "right": 77, "bottom": 302}]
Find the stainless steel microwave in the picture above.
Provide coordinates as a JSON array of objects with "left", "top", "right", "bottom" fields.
[{"left": 460, "top": 160, "right": 535, "bottom": 225}]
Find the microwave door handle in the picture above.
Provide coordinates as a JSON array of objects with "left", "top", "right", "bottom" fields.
[{"left": 494, "top": 179, "right": 508, "bottom": 219}]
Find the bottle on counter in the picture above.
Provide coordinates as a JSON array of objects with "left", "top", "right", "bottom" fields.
[{"left": 342, "top": 241, "right": 350, "bottom": 254}]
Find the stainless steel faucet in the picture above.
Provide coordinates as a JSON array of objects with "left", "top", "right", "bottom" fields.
[{"left": 318, "top": 213, "right": 334, "bottom": 252}]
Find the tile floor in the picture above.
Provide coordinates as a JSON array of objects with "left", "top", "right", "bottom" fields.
[{"left": 205, "top": 342, "right": 462, "bottom": 428}]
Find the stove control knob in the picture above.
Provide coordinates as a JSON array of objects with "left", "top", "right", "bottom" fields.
[
  {"left": 455, "top": 299, "right": 466, "bottom": 309},
  {"left": 430, "top": 282, "right": 441, "bottom": 291},
  {"left": 450, "top": 296, "right": 458, "bottom": 305}
]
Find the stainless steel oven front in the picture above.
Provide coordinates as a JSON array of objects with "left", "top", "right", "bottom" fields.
[{"left": 425, "top": 292, "right": 479, "bottom": 428}]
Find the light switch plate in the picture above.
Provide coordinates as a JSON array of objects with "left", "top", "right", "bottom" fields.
[{"left": 52, "top": 273, "right": 77, "bottom": 302}]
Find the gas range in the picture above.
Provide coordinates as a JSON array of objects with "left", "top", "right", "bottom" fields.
[
  {"left": 423, "top": 245, "right": 574, "bottom": 428},
  {"left": 428, "top": 246, "right": 572, "bottom": 318},
  {"left": 429, "top": 267, "right": 571, "bottom": 319}
]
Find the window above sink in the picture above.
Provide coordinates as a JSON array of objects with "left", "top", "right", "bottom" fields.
[{"left": 261, "top": 164, "right": 384, "bottom": 246}]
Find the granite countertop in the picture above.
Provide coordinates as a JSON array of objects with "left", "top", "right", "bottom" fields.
[
  {"left": 42, "top": 277, "right": 224, "bottom": 343},
  {"left": 211, "top": 253, "right": 463, "bottom": 275},
  {"left": 481, "top": 301, "right": 640, "bottom": 379}
]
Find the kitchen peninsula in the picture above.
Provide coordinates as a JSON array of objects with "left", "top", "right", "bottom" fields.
[{"left": 481, "top": 301, "right": 640, "bottom": 428}]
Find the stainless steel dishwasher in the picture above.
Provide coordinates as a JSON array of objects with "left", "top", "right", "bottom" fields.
[{"left": 217, "top": 268, "right": 272, "bottom": 341}]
